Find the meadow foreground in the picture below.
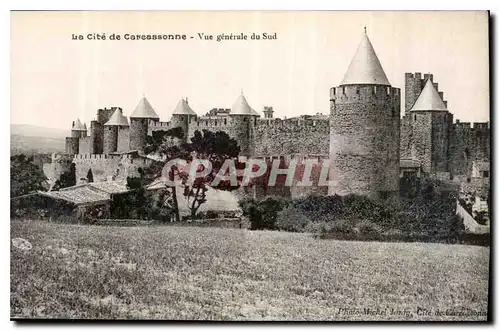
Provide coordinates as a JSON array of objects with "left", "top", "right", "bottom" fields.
[{"left": 10, "top": 220, "right": 489, "bottom": 321}]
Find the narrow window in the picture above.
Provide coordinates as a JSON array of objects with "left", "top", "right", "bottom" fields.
[
  {"left": 342, "top": 86, "right": 345, "bottom": 94},
  {"left": 414, "top": 114, "right": 417, "bottom": 121},
  {"left": 224, "top": 118, "right": 227, "bottom": 125},
  {"left": 356, "top": 87, "right": 360, "bottom": 95}
]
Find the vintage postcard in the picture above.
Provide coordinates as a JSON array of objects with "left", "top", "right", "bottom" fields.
[{"left": 10, "top": 11, "right": 490, "bottom": 321}]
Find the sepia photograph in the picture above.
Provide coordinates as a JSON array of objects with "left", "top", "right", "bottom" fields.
[{"left": 9, "top": 10, "right": 491, "bottom": 321}]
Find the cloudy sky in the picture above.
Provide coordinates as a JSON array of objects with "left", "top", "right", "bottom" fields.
[{"left": 11, "top": 11, "right": 489, "bottom": 129}]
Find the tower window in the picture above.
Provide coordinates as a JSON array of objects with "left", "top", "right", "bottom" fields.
[
  {"left": 373, "top": 86, "right": 377, "bottom": 95},
  {"left": 342, "top": 87, "right": 346, "bottom": 94},
  {"left": 215, "top": 120, "right": 218, "bottom": 126},
  {"left": 387, "top": 87, "right": 391, "bottom": 94},
  {"left": 356, "top": 87, "right": 360, "bottom": 95},
  {"left": 414, "top": 114, "right": 417, "bottom": 121},
  {"left": 244, "top": 117, "right": 248, "bottom": 122},
  {"left": 254, "top": 118, "right": 257, "bottom": 125},
  {"left": 224, "top": 118, "right": 227, "bottom": 125}
]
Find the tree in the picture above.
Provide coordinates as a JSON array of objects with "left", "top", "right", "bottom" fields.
[
  {"left": 181, "top": 130, "right": 240, "bottom": 217},
  {"left": 10, "top": 154, "right": 47, "bottom": 197},
  {"left": 142, "top": 127, "right": 190, "bottom": 222},
  {"left": 53, "top": 162, "right": 76, "bottom": 190},
  {"left": 87, "top": 168, "right": 94, "bottom": 183}
]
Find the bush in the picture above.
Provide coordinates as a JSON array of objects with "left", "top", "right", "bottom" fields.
[
  {"left": 275, "top": 207, "right": 310, "bottom": 232},
  {"left": 357, "top": 219, "right": 383, "bottom": 237},
  {"left": 239, "top": 196, "right": 290, "bottom": 230}
]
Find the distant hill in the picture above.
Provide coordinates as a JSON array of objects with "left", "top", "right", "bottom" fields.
[
  {"left": 11, "top": 135, "right": 66, "bottom": 156},
  {"left": 10, "top": 124, "right": 68, "bottom": 156},
  {"left": 10, "top": 124, "right": 70, "bottom": 138}
]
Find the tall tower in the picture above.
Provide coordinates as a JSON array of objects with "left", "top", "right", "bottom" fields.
[
  {"left": 66, "top": 119, "right": 86, "bottom": 154},
  {"left": 229, "top": 92, "right": 260, "bottom": 157},
  {"left": 171, "top": 98, "right": 197, "bottom": 142},
  {"left": 329, "top": 30, "right": 401, "bottom": 199},
  {"left": 104, "top": 108, "right": 129, "bottom": 154},
  {"left": 263, "top": 106, "right": 274, "bottom": 119},
  {"left": 408, "top": 79, "right": 452, "bottom": 174},
  {"left": 129, "top": 96, "right": 159, "bottom": 153}
]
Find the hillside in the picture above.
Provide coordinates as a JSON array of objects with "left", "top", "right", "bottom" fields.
[
  {"left": 10, "top": 124, "right": 68, "bottom": 155},
  {"left": 11, "top": 220, "right": 489, "bottom": 321},
  {"left": 10, "top": 134, "right": 65, "bottom": 156},
  {"left": 10, "top": 124, "right": 69, "bottom": 138}
]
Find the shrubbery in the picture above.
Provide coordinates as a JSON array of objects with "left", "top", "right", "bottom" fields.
[{"left": 239, "top": 178, "right": 474, "bottom": 244}]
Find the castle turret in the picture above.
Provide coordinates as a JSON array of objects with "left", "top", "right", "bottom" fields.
[
  {"left": 229, "top": 92, "right": 260, "bottom": 156},
  {"left": 409, "top": 78, "right": 452, "bottom": 174},
  {"left": 129, "top": 96, "right": 159, "bottom": 153},
  {"left": 104, "top": 108, "right": 129, "bottom": 154},
  {"left": 329, "top": 30, "right": 400, "bottom": 199},
  {"left": 71, "top": 119, "right": 86, "bottom": 138},
  {"left": 66, "top": 119, "right": 87, "bottom": 154},
  {"left": 263, "top": 106, "right": 274, "bottom": 119},
  {"left": 171, "top": 97, "right": 197, "bottom": 142}
]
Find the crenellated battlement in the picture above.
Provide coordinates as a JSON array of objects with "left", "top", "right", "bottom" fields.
[
  {"left": 194, "top": 116, "right": 231, "bottom": 128},
  {"left": 257, "top": 117, "right": 330, "bottom": 129},
  {"left": 253, "top": 153, "right": 330, "bottom": 164},
  {"left": 472, "top": 122, "right": 490, "bottom": 130},
  {"left": 148, "top": 120, "right": 172, "bottom": 128},
  {"left": 72, "top": 154, "right": 121, "bottom": 161},
  {"left": 330, "top": 85, "right": 400, "bottom": 104}
]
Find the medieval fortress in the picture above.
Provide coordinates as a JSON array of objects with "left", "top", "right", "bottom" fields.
[{"left": 46, "top": 31, "right": 490, "bottom": 200}]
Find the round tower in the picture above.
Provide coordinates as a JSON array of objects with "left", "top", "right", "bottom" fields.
[
  {"left": 408, "top": 78, "right": 452, "bottom": 174},
  {"left": 170, "top": 97, "right": 197, "bottom": 142},
  {"left": 329, "top": 30, "right": 400, "bottom": 199},
  {"left": 229, "top": 92, "right": 260, "bottom": 157},
  {"left": 129, "top": 95, "right": 159, "bottom": 153},
  {"left": 67, "top": 119, "right": 86, "bottom": 154},
  {"left": 103, "top": 108, "right": 130, "bottom": 154},
  {"left": 71, "top": 119, "right": 85, "bottom": 138}
]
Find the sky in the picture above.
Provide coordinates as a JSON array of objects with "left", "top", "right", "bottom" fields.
[{"left": 10, "top": 11, "right": 489, "bottom": 130}]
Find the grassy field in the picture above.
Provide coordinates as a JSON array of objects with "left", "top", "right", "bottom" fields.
[{"left": 11, "top": 219, "right": 490, "bottom": 321}]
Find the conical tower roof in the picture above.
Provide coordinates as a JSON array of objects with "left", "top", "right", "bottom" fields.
[
  {"left": 104, "top": 108, "right": 130, "bottom": 126},
  {"left": 72, "top": 119, "right": 86, "bottom": 131},
  {"left": 172, "top": 98, "right": 197, "bottom": 116},
  {"left": 231, "top": 93, "right": 260, "bottom": 116},
  {"left": 130, "top": 96, "right": 159, "bottom": 119},
  {"left": 341, "top": 31, "right": 391, "bottom": 86},
  {"left": 410, "top": 79, "right": 447, "bottom": 111}
]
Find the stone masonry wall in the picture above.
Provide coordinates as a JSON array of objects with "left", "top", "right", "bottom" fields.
[
  {"left": 129, "top": 118, "right": 148, "bottom": 153},
  {"left": 253, "top": 119, "right": 329, "bottom": 157},
  {"left": 408, "top": 111, "right": 433, "bottom": 173},
  {"left": 431, "top": 112, "right": 453, "bottom": 173},
  {"left": 449, "top": 121, "right": 490, "bottom": 178},
  {"left": 329, "top": 84, "right": 400, "bottom": 198},
  {"left": 65, "top": 137, "right": 79, "bottom": 155},
  {"left": 90, "top": 121, "right": 104, "bottom": 154},
  {"left": 79, "top": 136, "right": 91, "bottom": 155},
  {"left": 72, "top": 154, "right": 154, "bottom": 182},
  {"left": 103, "top": 126, "right": 118, "bottom": 154},
  {"left": 117, "top": 127, "right": 130, "bottom": 153}
]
